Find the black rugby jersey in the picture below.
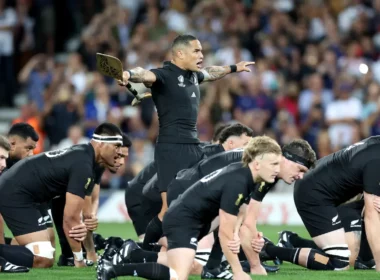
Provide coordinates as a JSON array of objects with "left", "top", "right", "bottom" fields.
[
  {"left": 295, "top": 136, "right": 380, "bottom": 204},
  {"left": 172, "top": 162, "right": 255, "bottom": 224},
  {"left": 150, "top": 62, "right": 204, "bottom": 144},
  {"left": 0, "top": 144, "right": 97, "bottom": 203}
]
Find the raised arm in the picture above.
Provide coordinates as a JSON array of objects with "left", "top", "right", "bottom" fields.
[
  {"left": 201, "top": 61, "right": 255, "bottom": 83},
  {"left": 120, "top": 67, "right": 157, "bottom": 87}
]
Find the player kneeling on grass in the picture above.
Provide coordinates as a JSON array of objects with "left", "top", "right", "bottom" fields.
[
  {"left": 0, "top": 123, "right": 123, "bottom": 269},
  {"left": 97, "top": 136, "right": 282, "bottom": 280},
  {"left": 262, "top": 136, "right": 380, "bottom": 271}
]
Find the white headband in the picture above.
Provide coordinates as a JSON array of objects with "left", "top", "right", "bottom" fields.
[{"left": 92, "top": 133, "right": 123, "bottom": 144}]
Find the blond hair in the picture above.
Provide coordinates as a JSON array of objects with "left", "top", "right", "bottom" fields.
[{"left": 242, "top": 136, "right": 281, "bottom": 167}]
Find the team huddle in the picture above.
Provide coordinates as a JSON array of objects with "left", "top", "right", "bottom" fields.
[{"left": 0, "top": 33, "right": 379, "bottom": 280}]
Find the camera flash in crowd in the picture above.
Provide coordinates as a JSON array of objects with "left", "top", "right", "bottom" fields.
[{"left": 359, "top": 63, "right": 369, "bottom": 74}]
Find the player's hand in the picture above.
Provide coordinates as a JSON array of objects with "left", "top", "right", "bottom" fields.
[
  {"left": 250, "top": 264, "right": 267, "bottom": 275},
  {"left": 233, "top": 270, "right": 251, "bottom": 280},
  {"left": 74, "top": 259, "right": 86, "bottom": 268},
  {"left": 69, "top": 223, "right": 87, "bottom": 242},
  {"left": 236, "top": 61, "right": 255, "bottom": 73},
  {"left": 227, "top": 237, "right": 241, "bottom": 254},
  {"left": 251, "top": 232, "right": 265, "bottom": 253},
  {"left": 374, "top": 196, "right": 380, "bottom": 213},
  {"left": 118, "top": 71, "right": 130, "bottom": 87},
  {"left": 84, "top": 214, "right": 98, "bottom": 231}
]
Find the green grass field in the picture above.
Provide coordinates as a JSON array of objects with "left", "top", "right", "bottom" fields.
[{"left": 2, "top": 223, "right": 379, "bottom": 279}]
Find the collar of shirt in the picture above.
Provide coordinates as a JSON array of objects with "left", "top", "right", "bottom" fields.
[{"left": 163, "top": 61, "right": 192, "bottom": 76}]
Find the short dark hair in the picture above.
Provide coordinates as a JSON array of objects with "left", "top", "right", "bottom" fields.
[
  {"left": 212, "top": 123, "right": 230, "bottom": 143},
  {"left": 283, "top": 139, "right": 317, "bottom": 168},
  {"left": 0, "top": 135, "right": 10, "bottom": 151},
  {"left": 8, "top": 123, "right": 39, "bottom": 142},
  {"left": 172, "top": 34, "right": 198, "bottom": 50},
  {"left": 94, "top": 123, "right": 122, "bottom": 137},
  {"left": 122, "top": 133, "right": 132, "bottom": 148},
  {"left": 218, "top": 123, "right": 254, "bottom": 144}
]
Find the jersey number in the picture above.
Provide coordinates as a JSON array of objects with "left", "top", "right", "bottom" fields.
[
  {"left": 200, "top": 168, "right": 223, "bottom": 183},
  {"left": 345, "top": 141, "right": 365, "bottom": 152},
  {"left": 45, "top": 149, "right": 68, "bottom": 158}
]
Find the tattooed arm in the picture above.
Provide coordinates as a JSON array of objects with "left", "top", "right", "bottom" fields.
[
  {"left": 201, "top": 61, "right": 255, "bottom": 83},
  {"left": 121, "top": 67, "right": 157, "bottom": 87}
]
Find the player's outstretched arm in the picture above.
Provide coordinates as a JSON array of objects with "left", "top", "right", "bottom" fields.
[
  {"left": 201, "top": 61, "right": 255, "bottom": 82},
  {"left": 239, "top": 198, "right": 266, "bottom": 275},
  {"left": 120, "top": 68, "right": 157, "bottom": 87},
  {"left": 364, "top": 191, "right": 380, "bottom": 271},
  {"left": 219, "top": 209, "right": 250, "bottom": 280}
]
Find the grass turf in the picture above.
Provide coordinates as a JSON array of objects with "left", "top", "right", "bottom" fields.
[{"left": 3, "top": 223, "right": 379, "bottom": 279}]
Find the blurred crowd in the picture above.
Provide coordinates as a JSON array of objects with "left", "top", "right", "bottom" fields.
[{"left": 2, "top": 0, "right": 380, "bottom": 189}]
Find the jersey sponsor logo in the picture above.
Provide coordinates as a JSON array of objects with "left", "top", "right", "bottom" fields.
[
  {"left": 200, "top": 168, "right": 223, "bottom": 183},
  {"left": 235, "top": 193, "right": 244, "bottom": 206},
  {"left": 191, "top": 92, "right": 196, "bottom": 98},
  {"left": 178, "top": 75, "right": 185, "bottom": 87},
  {"left": 258, "top": 182, "right": 266, "bottom": 192},
  {"left": 84, "top": 178, "right": 92, "bottom": 189},
  {"left": 45, "top": 148, "right": 68, "bottom": 158},
  {"left": 350, "top": 219, "right": 361, "bottom": 228},
  {"left": 331, "top": 214, "right": 341, "bottom": 226},
  {"left": 190, "top": 237, "right": 198, "bottom": 247}
]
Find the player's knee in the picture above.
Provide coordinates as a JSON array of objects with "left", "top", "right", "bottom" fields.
[
  {"left": 33, "top": 255, "right": 54, "bottom": 268},
  {"left": 306, "top": 246, "right": 350, "bottom": 270},
  {"left": 25, "top": 241, "right": 55, "bottom": 268}
]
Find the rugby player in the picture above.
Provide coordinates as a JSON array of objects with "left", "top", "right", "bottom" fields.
[
  {"left": 119, "top": 35, "right": 255, "bottom": 255},
  {"left": 202, "top": 139, "right": 316, "bottom": 278},
  {"left": 97, "top": 136, "right": 282, "bottom": 280},
  {"left": 261, "top": 137, "right": 380, "bottom": 271},
  {"left": 0, "top": 123, "right": 123, "bottom": 269},
  {"left": 53, "top": 133, "right": 132, "bottom": 266},
  {"left": 1, "top": 123, "right": 55, "bottom": 249}
]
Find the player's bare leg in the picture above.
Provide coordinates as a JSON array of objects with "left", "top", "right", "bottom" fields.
[{"left": 167, "top": 248, "right": 196, "bottom": 280}]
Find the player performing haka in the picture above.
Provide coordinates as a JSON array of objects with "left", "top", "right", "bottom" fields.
[
  {"left": 0, "top": 123, "right": 56, "bottom": 249},
  {"left": 0, "top": 123, "right": 122, "bottom": 269},
  {"left": 263, "top": 136, "right": 380, "bottom": 271},
  {"left": 98, "top": 136, "right": 282, "bottom": 280},
  {"left": 118, "top": 34, "right": 255, "bottom": 234},
  {"left": 53, "top": 133, "right": 132, "bottom": 266}
]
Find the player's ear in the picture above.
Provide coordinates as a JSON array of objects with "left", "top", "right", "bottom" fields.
[{"left": 9, "top": 140, "right": 16, "bottom": 151}]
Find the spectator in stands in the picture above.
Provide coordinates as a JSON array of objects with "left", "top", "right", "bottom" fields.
[{"left": 55, "top": 124, "right": 89, "bottom": 150}]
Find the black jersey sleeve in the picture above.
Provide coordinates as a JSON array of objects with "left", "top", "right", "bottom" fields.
[
  {"left": 150, "top": 68, "right": 169, "bottom": 86},
  {"left": 250, "top": 182, "right": 276, "bottom": 202},
  {"left": 67, "top": 162, "right": 94, "bottom": 199},
  {"left": 220, "top": 178, "right": 248, "bottom": 216},
  {"left": 196, "top": 71, "right": 205, "bottom": 84},
  {"left": 363, "top": 159, "right": 380, "bottom": 196}
]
